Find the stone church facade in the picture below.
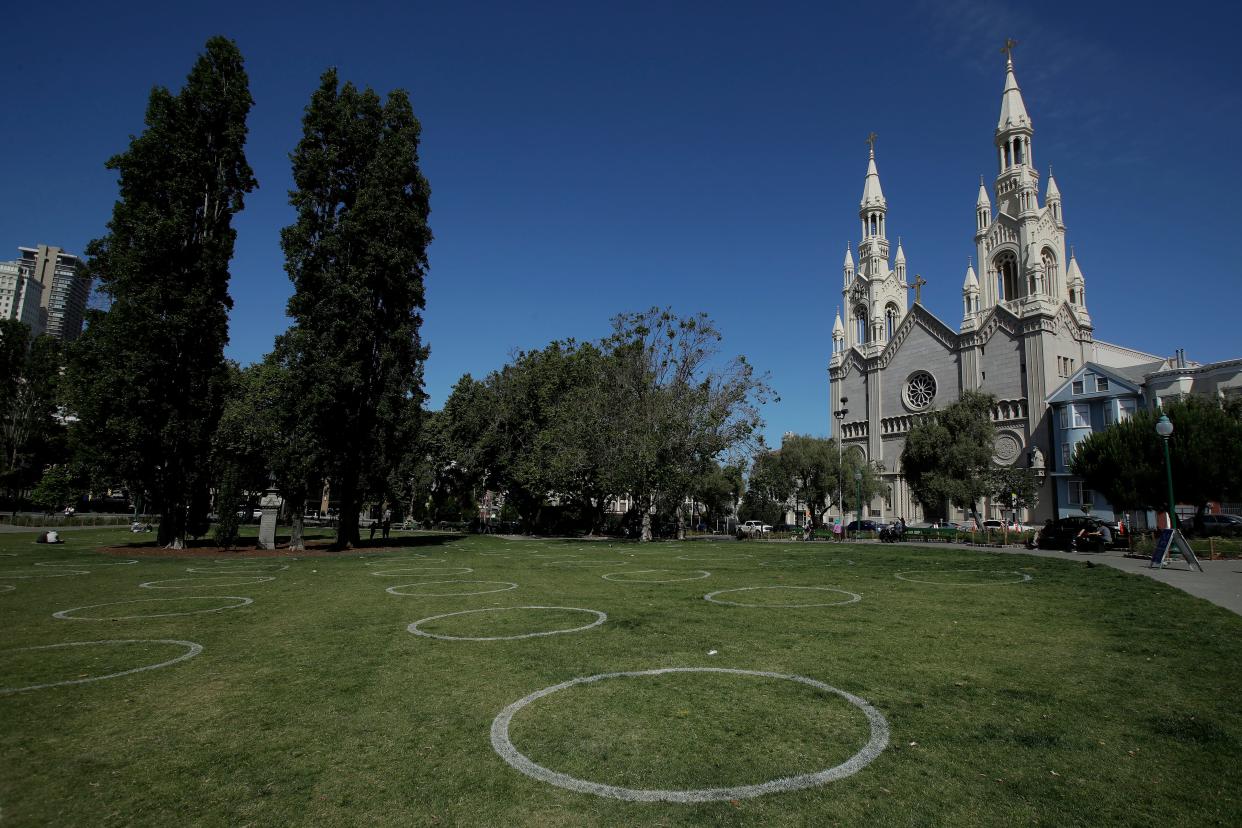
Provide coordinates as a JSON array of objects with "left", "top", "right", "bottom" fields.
[{"left": 827, "top": 50, "right": 1162, "bottom": 525}]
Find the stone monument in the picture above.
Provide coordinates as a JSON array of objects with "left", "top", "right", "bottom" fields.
[{"left": 258, "top": 476, "right": 281, "bottom": 550}]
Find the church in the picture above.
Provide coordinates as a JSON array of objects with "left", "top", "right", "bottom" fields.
[{"left": 826, "top": 45, "right": 1179, "bottom": 526}]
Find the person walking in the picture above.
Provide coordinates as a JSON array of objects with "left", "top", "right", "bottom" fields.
[
  {"left": 382, "top": 507, "right": 392, "bottom": 540},
  {"left": 832, "top": 519, "right": 843, "bottom": 543}
]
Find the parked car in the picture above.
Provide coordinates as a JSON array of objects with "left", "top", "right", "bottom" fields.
[
  {"left": 739, "top": 520, "right": 773, "bottom": 534},
  {"left": 1036, "top": 516, "right": 1123, "bottom": 552},
  {"left": 845, "top": 519, "right": 879, "bottom": 532},
  {"left": 1197, "top": 513, "right": 1242, "bottom": 536}
]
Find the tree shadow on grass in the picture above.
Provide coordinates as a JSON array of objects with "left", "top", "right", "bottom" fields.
[{"left": 97, "top": 531, "right": 461, "bottom": 558}]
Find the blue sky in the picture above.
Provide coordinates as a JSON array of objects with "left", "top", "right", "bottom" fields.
[{"left": 3, "top": 0, "right": 1240, "bottom": 448}]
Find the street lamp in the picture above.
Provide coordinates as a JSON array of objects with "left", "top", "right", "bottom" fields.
[
  {"left": 854, "top": 469, "right": 863, "bottom": 539},
  {"left": 1156, "top": 414, "right": 1177, "bottom": 530}
]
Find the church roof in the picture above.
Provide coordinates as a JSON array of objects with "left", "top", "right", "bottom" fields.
[
  {"left": 894, "top": 240, "right": 905, "bottom": 264},
  {"left": 843, "top": 244, "right": 854, "bottom": 270},
  {"left": 976, "top": 177, "right": 991, "bottom": 207},
  {"left": 997, "top": 55, "right": 1031, "bottom": 132},
  {"left": 832, "top": 310, "right": 844, "bottom": 337},
  {"left": 860, "top": 147, "right": 886, "bottom": 209}
]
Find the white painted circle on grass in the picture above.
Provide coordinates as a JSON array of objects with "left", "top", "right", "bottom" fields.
[
  {"left": 0, "top": 639, "right": 203, "bottom": 695},
  {"left": 704, "top": 586, "right": 862, "bottom": 607},
  {"left": 36, "top": 559, "right": 138, "bottom": 567},
  {"left": 372, "top": 567, "right": 472, "bottom": 577},
  {"left": 407, "top": 606, "right": 607, "bottom": 641},
  {"left": 140, "top": 576, "right": 275, "bottom": 589},
  {"left": 387, "top": 580, "right": 518, "bottom": 597},
  {"left": 186, "top": 565, "right": 288, "bottom": 574},
  {"left": 0, "top": 584, "right": 14, "bottom": 593},
  {"left": 53, "top": 596, "right": 254, "bottom": 620},
  {"left": 213, "top": 558, "right": 298, "bottom": 563},
  {"left": 490, "top": 667, "right": 888, "bottom": 802},
  {"left": 602, "top": 570, "right": 711, "bottom": 583},
  {"left": 0, "top": 568, "right": 89, "bottom": 579},
  {"left": 894, "top": 569, "right": 1032, "bottom": 585},
  {"left": 542, "top": 560, "right": 628, "bottom": 568},
  {"left": 676, "top": 553, "right": 752, "bottom": 562}
]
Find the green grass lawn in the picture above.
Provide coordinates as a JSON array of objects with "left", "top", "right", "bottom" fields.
[{"left": 1, "top": 529, "right": 1240, "bottom": 826}]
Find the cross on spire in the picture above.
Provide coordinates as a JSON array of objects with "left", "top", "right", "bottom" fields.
[
  {"left": 865, "top": 132, "right": 878, "bottom": 155},
  {"left": 1000, "top": 37, "right": 1018, "bottom": 64},
  {"left": 910, "top": 274, "right": 927, "bottom": 305}
]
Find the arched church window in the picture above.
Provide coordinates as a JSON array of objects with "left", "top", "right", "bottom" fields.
[
  {"left": 995, "top": 250, "right": 1019, "bottom": 301},
  {"left": 884, "top": 303, "right": 899, "bottom": 340},
  {"left": 1041, "top": 249, "right": 1057, "bottom": 295},
  {"left": 1014, "top": 137, "right": 1024, "bottom": 165},
  {"left": 854, "top": 305, "right": 868, "bottom": 343}
]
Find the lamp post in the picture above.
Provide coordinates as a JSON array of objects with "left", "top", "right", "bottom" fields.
[
  {"left": 854, "top": 469, "right": 863, "bottom": 540},
  {"left": 1156, "top": 414, "right": 1177, "bottom": 530},
  {"left": 834, "top": 397, "right": 849, "bottom": 526}
]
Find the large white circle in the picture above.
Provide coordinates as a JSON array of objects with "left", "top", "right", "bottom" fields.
[
  {"left": 602, "top": 570, "right": 711, "bottom": 583},
  {"left": 407, "top": 606, "right": 607, "bottom": 641},
  {"left": 0, "top": 585, "right": 14, "bottom": 593},
  {"left": 894, "top": 569, "right": 1032, "bottom": 585},
  {"left": 186, "top": 565, "right": 288, "bottom": 574},
  {"left": 0, "top": 639, "right": 203, "bottom": 695},
  {"left": 36, "top": 559, "right": 139, "bottom": 567},
  {"left": 140, "top": 576, "right": 275, "bottom": 589},
  {"left": 0, "top": 568, "right": 90, "bottom": 579},
  {"left": 676, "top": 554, "right": 752, "bottom": 562},
  {"left": 704, "top": 586, "right": 862, "bottom": 607},
  {"left": 53, "top": 596, "right": 254, "bottom": 620},
  {"left": 372, "top": 567, "right": 472, "bottom": 577},
  {"left": 213, "top": 558, "right": 297, "bottom": 563},
  {"left": 386, "top": 580, "right": 518, "bottom": 597},
  {"left": 542, "top": 560, "right": 627, "bottom": 568},
  {"left": 490, "top": 667, "right": 888, "bottom": 802}
]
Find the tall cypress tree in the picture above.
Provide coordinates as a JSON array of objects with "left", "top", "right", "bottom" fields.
[
  {"left": 281, "top": 70, "right": 431, "bottom": 547},
  {"left": 68, "top": 37, "right": 256, "bottom": 547}
]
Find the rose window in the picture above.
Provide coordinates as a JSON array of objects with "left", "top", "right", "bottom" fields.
[{"left": 905, "top": 372, "right": 936, "bottom": 411}]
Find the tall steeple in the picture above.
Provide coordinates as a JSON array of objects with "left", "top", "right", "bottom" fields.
[
  {"left": 858, "top": 132, "right": 889, "bottom": 266},
  {"left": 994, "top": 39, "right": 1038, "bottom": 217},
  {"left": 997, "top": 41, "right": 1031, "bottom": 134}
]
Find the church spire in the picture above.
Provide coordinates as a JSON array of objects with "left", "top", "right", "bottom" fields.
[
  {"left": 997, "top": 39, "right": 1031, "bottom": 133},
  {"left": 860, "top": 132, "right": 886, "bottom": 211}
]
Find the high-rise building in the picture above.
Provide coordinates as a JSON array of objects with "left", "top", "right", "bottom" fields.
[
  {"left": 3, "top": 245, "right": 92, "bottom": 341},
  {"left": 0, "top": 260, "right": 44, "bottom": 333}
]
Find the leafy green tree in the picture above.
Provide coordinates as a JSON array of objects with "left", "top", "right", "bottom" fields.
[
  {"left": 66, "top": 37, "right": 256, "bottom": 548},
  {"left": 211, "top": 361, "right": 284, "bottom": 548},
  {"left": 2, "top": 328, "right": 65, "bottom": 495},
  {"left": 690, "top": 461, "right": 743, "bottom": 528},
  {"left": 281, "top": 69, "right": 431, "bottom": 548},
  {"left": 30, "top": 464, "right": 80, "bottom": 514},
  {"left": 1073, "top": 396, "right": 1242, "bottom": 529},
  {"left": 901, "top": 391, "right": 997, "bottom": 522},
  {"left": 988, "top": 465, "right": 1041, "bottom": 523},
  {"left": 602, "top": 309, "right": 772, "bottom": 540}
]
